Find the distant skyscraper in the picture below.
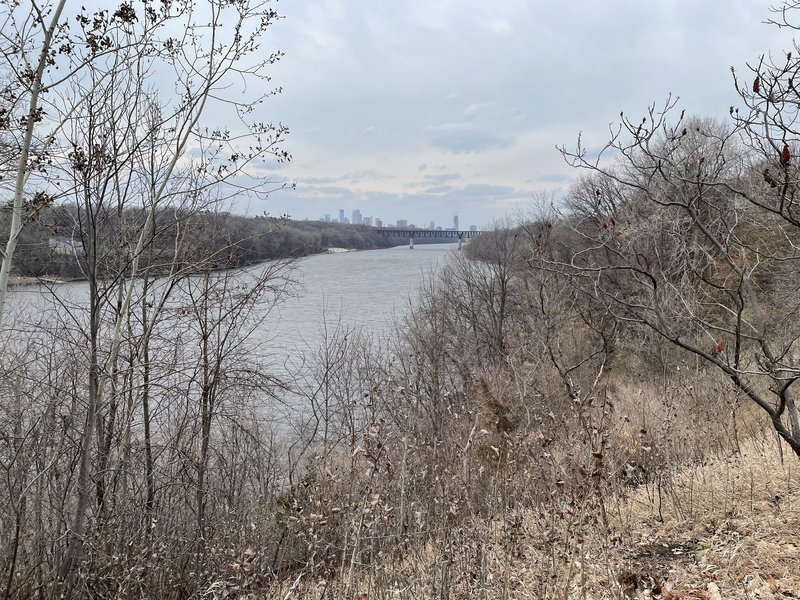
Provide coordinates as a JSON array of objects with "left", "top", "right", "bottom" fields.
[
  {"left": 469, "top": 224, "right": 477, "bottom": 231},
  {"left": 352, "top": 208, "right": 362, "bottom": 225},
  {"left": 364, "top": 216, "right": 373, "bottom": 226},
  {"left": 429, "top": 220, "right": 435, "bottom": 230},
  {"left": 324, "top": 214, "right": 331, "bottom": 222},
  {"left": 375, "top": 218, "right": 383, "bottom": 228},
  {"left": 453, "top": 213, "right": 459, "bottom": 230},
  {"left": 339, "top": 209, "right": 345, "bottom": 223},
  {"left": 397, "top": 218, "right": 408, "bottom": 228}
]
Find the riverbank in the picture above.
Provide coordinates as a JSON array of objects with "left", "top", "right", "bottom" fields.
[
  {"left": 8, "top": 275, "right": 76, "bottom": 287},
  {"left": 251, "top": 438, "right": 798, "bottom": 599},
  {"left": 6, "top": 245, "right": 365, "bottom": 288},
  {"left": 11, "top": 213, "right": 400, "bottom": 283}
]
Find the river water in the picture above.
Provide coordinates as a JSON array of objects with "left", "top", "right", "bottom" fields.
[
  {"left": 6, "top": 242, "right": 456, "bottom": 357},
  {"left": 3, "top": 243, "right": 457, "bottom": 431},
  {"left": 265, "top": 243, "right": 454, "bottom": 354}
]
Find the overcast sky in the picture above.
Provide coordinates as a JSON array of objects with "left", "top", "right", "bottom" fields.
[{"left": 253, "top": 0, "right": 796, "bottom": 229}]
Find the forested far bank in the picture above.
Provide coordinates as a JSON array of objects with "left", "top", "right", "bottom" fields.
[{"left": 1, "top": 205, "right": 406, "bottom": 281}]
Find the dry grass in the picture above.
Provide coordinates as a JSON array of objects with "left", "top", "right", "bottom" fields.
[
  {"left": 194, "top": 354, "right": 799, "bottom": 600},
  {"left": 506, "top": 436, "right": 799, "bottom": 599},
  {"left": 606, "top": 436, "right": 799, "bottom": 599},
  {"left": 248, "top": 436, "right": 798, "bottom": 600}
]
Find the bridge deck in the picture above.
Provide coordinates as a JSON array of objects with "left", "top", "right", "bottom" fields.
[{"left": 375, "top": 228, "right": 482, "bottom": 239}]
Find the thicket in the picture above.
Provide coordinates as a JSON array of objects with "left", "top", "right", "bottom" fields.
[
  {"left": 3, "top": 1, "right": 800, "bottom": 598},
  {"left": 4, "top": 211, "right": 755, "bottom": 599},
  {"left": 4, "top": 217, "right": 764, "bottom": 598}
]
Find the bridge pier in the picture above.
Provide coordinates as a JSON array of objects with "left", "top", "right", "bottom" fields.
[{"left": 409, "top": 236, "right": 414, "bottom": 250}]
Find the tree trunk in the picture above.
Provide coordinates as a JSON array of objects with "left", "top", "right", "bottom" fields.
[{"left": 0, "top": 0, "right": 67, "bottom": 328}]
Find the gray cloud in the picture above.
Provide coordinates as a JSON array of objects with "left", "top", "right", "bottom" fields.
[
  {"left": 426, "top": 122, "right": 514, "bottom": 154},
  {"left": 342, "top": 170, "right": 395, "bottom": 182},
  {"left": 260, "top": 161, "right": 291, "bottom": 171},
  {"left": 457, "top": 184, "right": 517, "bottom": 198},
  {"left": 296, "top": 176, "right": 340, "bottom": 185},
  {"left": 423, "top": 173, "right": 462, "bottom": 183},
  {"left": 258, "top": 0, "right": 796, "bottom": 226},
  {"left": 536, "top": 174, "right": 570, "bottom": 183},
  {"left": 313, "top": 185, "right": 354, "bottom": 196},
  {"left": 423, "top": 185, "right": 454, "bottom": 194}
]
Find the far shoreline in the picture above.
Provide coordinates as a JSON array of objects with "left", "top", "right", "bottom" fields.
[
  {"left": 7, "top": 246, "right": 364, "bottom": 288},
  {"left": 7, "top": 241, "right": 460, "bottom": 288}
]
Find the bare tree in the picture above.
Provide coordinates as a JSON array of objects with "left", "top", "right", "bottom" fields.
[
  {"left": 0, "top": 1, "right": 292, "bottom": 594},
  {"left": 178, "top": 259, "right": 292, "bottom": 546},
  {"left": 555, "top": 84, "right": 800, "bottom": 457},
  {"left": 0, "top": 0, "right": 181, "bottom": 326}
]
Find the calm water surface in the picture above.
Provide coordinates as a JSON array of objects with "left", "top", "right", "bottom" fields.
[
  {"left": 269, "top": 243, "right": 454, "bottom": 350},
  {"left": 7, "top": 243, "right": 457, "bottom": 354}
]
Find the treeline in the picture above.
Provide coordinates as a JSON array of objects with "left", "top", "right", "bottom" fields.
[{"left": 3, "top": 206, "right": 400, "bottom": 279}]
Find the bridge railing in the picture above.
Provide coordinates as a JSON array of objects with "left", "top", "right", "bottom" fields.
[{"left": 375, "top": 228, "right": 482, "bottom": 239}]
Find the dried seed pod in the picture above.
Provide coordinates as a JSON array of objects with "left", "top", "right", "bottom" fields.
[{"left": 782, "top": 144, "right": 791, "bottom": 165}]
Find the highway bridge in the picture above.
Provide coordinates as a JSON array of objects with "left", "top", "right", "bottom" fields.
[{"left": 375, "top": 228, "right": 483, "bottom": 249}]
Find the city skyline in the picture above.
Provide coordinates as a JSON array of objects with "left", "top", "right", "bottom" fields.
[
  {"left": 252, "top": 2, "right": 794, "bottom": 228},
  {"left": 318, "top": 209, "right": 474, "bottom": 230}
]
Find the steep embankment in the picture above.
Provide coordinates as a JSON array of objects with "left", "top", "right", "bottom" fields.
[{"left": 251, "top": 439, "right": 798, "bottom": 600}]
